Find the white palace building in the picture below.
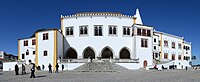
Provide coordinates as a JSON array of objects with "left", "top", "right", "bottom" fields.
[{"left": 18, "top": 9, "right": 192, "bottom": 71}]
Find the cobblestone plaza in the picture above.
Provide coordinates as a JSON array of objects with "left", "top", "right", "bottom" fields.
[{"left": 1, "top": 70, "right": 200, "bottom": 82}]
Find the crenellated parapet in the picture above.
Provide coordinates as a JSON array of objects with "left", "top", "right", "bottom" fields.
[{"left": 60, "top": 12, "right": 134, "bottom": 19}]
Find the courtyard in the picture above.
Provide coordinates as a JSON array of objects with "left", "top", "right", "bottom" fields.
[{"left": 0, "top": 70, "right": 200, "bottom": 82}]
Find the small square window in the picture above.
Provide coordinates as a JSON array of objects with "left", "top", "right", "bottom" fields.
[
  {"left": 164, "top": 40, "right": 168, "bottom": 47},
  {"left": 24, "top": 40, "right": 28, "bottom": 46},
  {"left": 43, "top": 33, "right": 48, "bottom": 40},
  {"left": 22, "top": 54, "right": 25, "bottom": 59},
  {"left": 108, "top": 25, "right": 117, "bottom": 35},
  {"left": 32, "top": 39, "right": 36, "bottom": 45},
  {"left": 33, "top": 51, "right": 35, "bottom": 55},
  {"left": 66, "top": 27, "right": 74, "bottom": 36},
  {"left": 172, "top": 54, "right": 175, "bottom": 60},
  {"left": 94, "top": 25, "right": 103, "bottom": 36},
  {"left": 178, "top": 43, "right": 181, "bottom": 49},
  {"left": 137, "top": 28, "right": 141, "bottom": 35},
  {"left": 147, "top": 30, "right": 151, "bottom": 36},
  {"left": 164, "top": 53, "right": 168, "bottom": 59},
  {"left": 80, "top": 25, "right": 88, "bottom": 35},
  {"left": 44, "top": 51, "right": 47, "bottom": 56},
  {"left": 178, "top": 55, "right": 181, "bottom": 60},
  {"left": 172, "top": 42, "right": 175, "bottom": 49},
  {"left": 141, "top": 39, "right": 148, "bottom": 48}
]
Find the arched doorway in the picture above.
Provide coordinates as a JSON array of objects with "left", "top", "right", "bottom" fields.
[
  {"left": 143, "top": 60, "right": 148, "bottom": 68},
  {"left": 101, "top": 47, "right": 113, "bottom": 59},
  {"left": 83, "top": 47, "right": 95, "bottom": 59},
  {"left": 64, "top": 48, "right": 77, "bottom": 59},
  {"left": 119, "top": 48, "right": 130, "bottom": 59}
]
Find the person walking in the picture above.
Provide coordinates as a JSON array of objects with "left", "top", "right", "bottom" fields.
[
  {"left": 55, "top": 63, "right": 59, "bottom": 73},
  {"left": 42, "top": 64, "right": 45, "bottom": 70},
  {"left": 62, "top": 64, "right": 64, "bottom": 71},
  {"left": 14, "top": 64, "right": 19, "bottom": 75},
  {"left": 48, "top": 63, "right": 52, "bottom": 73},
  {"left": 185, "top": 66, "right": 188, "bottom": 70},
  {"left": 22, "top": 64, "right": 26, "bottom": 75},
  {"left": 30, "top": 64, "right": 35, "bottom": 78}
]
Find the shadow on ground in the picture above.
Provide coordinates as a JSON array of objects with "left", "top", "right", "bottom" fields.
[{"left": 36, "top": 75, "right": 47, "bottom": 78}]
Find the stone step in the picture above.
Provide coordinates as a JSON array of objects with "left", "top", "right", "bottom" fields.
[{"left": 74, "top": 62, "right": 128, "bottom": 71}]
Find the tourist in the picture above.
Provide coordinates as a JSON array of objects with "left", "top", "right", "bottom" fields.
[
  {"left": 14, "top": 64, "right": 19, "bottom": 75},
  {"left": 22, "top": 64, "right": 26, "bottom": 75},
  {"left": 48, "top": 63, "right": 52, "bottom": 73},
  {"left": 162, "top": 65, "right": 164, "bottom": 70},
  {"left": 62, "top": 64, "right": 64, "bottom": 71},
  {"left": 154, "top": 64, "right": 157, "bottom": 69},
  {"left": 30, "top": 64, "right": 35, "bottom": 78},
  {"left": 55, "top": 63, "right": 59, "bottom": 73},
  {"left": 37, "top": 65, "right": 41, "bottom": 70},
  {"left": 185, "top": 66, "right": 188, "bottom": 70},
  {"left": 90, "top": 56, "right": 92, "bottom": 62},
  {"left": 42, "top": 64, "right": 45, "bottom": 70}
]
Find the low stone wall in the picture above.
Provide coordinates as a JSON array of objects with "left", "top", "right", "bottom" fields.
[{"left": 3, "top": 62, "right": 18, "bottom": 71}]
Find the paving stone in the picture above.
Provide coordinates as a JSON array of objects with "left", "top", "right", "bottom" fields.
[{"left": 1, "top": 70, "right": 200, "bottom": 82}]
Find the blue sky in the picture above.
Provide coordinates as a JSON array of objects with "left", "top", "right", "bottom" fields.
[{"left": 0, "top": 0, "right": 199, "bottom": 64}]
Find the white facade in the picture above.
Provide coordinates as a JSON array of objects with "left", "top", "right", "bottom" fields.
[
  {"left": 17, "top": 9, "right": 192, "bottom": 70},
  {"left": 18, "top": 38, "right": 36, "bottom": 64}
]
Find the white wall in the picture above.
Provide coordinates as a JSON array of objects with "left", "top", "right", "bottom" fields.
[
  {"left": 3, "top": 62, "right": 18, "bottom": 71},
  {"left": 58, "top": 63, "right": 84, "bottom": 70},
  {"left": 19, "top": 38, "right": 36, "bottom": 64},
  {"left": 37, "top": 30, "right": 55, "bottom": 70},
  {"left": 62, "top": 16, "right": 134, "bottom": 59},
  {"left": 57, "top": 31, "right": 64, "bottom": 61}
]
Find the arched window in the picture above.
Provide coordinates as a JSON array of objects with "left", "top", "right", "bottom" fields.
[
  {"left": 70, "top": 28, "right": 73, "bottom": 35},
  {"left": 84, "top": 27, "right": 87, "bottom": 34},
  {"left": 113, "top": 27, "right": 116, "bottom": 34},
  {"left": 26, "top": 50, "right": 29, "bottom": 55},
  {"left": 127, "top": 28, "right": 130, "bottom": 35},
  {"left": 109, "top": 27, "right": 112, "bottom": 34},
  {"left": 123, "top": 28, "right": 126, "bottom": 35},
  {"left": 80, "top": 27, "right": 83, "bottom": 34},
  {"left": 66, "top": 28, "right": 69, "bottom": 35},
  {"left": 94, "top": 26, "right": 98, "bottom": 36},
  {"left": 99, "top": 27, "right": 102, "bottom": 36}
]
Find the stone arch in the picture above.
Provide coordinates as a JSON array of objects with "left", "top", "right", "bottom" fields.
[
  {"left": 64, "top": 47, "right": 77, "bottom": 59},
  {"left": 119, "top": 47, "right": 130, "bottom": 59},
  {"left": 83, "top": 46, "right": 95, "bottom": 59},
  {"left": 101, "top": 46, "right": 114, "bottom": 59}
]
